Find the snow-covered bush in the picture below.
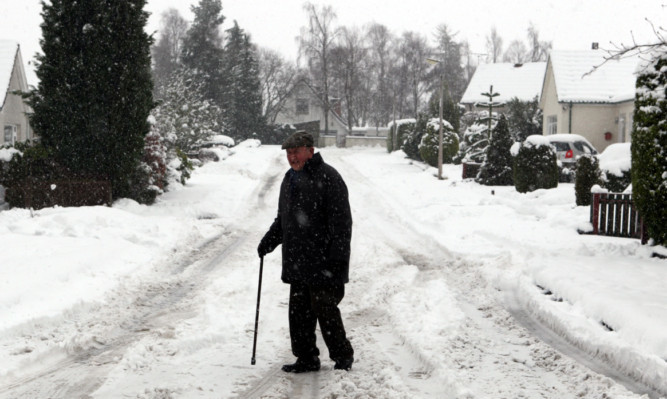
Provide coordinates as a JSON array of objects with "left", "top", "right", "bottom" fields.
[
  {"left": 599, "top": 143, "right": 632, "bottom": 193},
  {"left": 387, "top": 119, "right": 416, "bottom": 154},
  {"left": 511, "top": 135, "right": 558, "bottom": 193},
  {"left": 152, "top": 69, "right": 223, "bottom": 154},
  {"left": 402, "top": 114, "right": 431, "bottom": 162},
  {"left": 574, "top": 154, "right": 601, "bottom": 206},
  {"left": 127, "top": 128, "right": 168, "bottom": 205},
  {"left": 477, "top": 115, "right": 514, "bottom": 186},
  {"left": 419, "top": 118, "right": 458, "bottom": 167},
  {"left": 455, "top": 111, "right": 495, "bottom": 164}
]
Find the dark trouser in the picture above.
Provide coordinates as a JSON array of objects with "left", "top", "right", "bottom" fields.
[{"left": 288, "top": 282, "right": 354, "bottom": 361}]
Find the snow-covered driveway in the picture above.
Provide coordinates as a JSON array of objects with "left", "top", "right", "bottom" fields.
[{"left": 0, "top": 144, "right": 664, "bottom": 398}]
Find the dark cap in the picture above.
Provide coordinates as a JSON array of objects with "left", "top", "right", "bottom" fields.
[
  {"left": 282, "top": 130, "right": 314, "bottom": 150},
  {"left": 282, "top": 130, "right": 314, "bottom": 149}
]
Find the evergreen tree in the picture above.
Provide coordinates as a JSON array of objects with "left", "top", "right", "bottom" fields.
[
  {"left": 30, "top": 0, "right": 154, "bottom": 200},
  {"left": 180, "top": 0, "right": 225, "bottom": 108},
  {"left": 456, "top": 116, "right": 490, "bottom": 164},
  {"left": 632, "top": 51, "right": 667, "bottom": 245},
  {"left": 477, "top": 115, "right": 514, "bottom": 186},
  {"left": 152, "top": 69, "right": 222, "bottom": 154},
  {"left": 574, "top": 155, "right": 601, "bottom": 206},
  {"left": 512, "top": 137, "right": 559, "bottom": 193},
  {"left": 419, "top": 118, "right": 459, "bottom": 167},
  {"left": 223, "top": 22, "right": 266, "bottom": 142},
  {"left": 504, "top": 96, "right": 542, "bottom": 142}
]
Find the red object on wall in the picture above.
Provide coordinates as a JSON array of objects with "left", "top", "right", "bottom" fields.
[{"left": 604, "top": 131, "right": 612, "bottom": 141}]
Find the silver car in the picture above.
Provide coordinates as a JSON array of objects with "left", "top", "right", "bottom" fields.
[{"left": 545, "top": 133, "right": 598, "bottom": 169}]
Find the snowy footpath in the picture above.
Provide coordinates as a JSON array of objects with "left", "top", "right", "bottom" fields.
[{"left": 0, "top": 143, "right": 665, "bottom": 398}]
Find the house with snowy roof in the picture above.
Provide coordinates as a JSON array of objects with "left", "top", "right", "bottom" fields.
[
  {"left": 0, "top": 40, "right": 33, "bottom": 147},
  {"left": 460, "top": 62, "right": 547, "bottom": 112},
  {"left": 539, "top": 49, "right": 638, "bottom": 152},
  {"left": 274, "top": 79, "right": 350, "bottom": 147}
]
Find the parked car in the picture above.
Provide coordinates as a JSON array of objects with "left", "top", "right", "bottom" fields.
[{"left": 545, "top": 133, "right": 599, "bottom": 182}]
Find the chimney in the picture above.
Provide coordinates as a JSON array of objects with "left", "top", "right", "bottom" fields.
[{"left": 592, "top": 42, "right": 599, "bottom": 50}]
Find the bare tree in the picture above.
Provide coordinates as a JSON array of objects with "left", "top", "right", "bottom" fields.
[
  {"left": 151, "top": 8, "right": 189, "bottom": 99},
  {"left": 486, "top": 27, "right": 503, "bottom": 63},
  {"left": 330, "top": 26, "right": 368, "bottom": 130},
  {"left": 503, "top": 40, "right": 529, "bottom": 64},
  {"left": 366, "top": 23, "right": 395, "bottom": 127},
  {"left": 396, "top": 31, "right": 430, "bottom": 118},
  {"left": 527, "top": 23, "right": 551, "bottom": 62},
  {"left": 587, "top": 19, "right": 666, "bottom": 75},
  {"left": 258, "top": 48, "right": 297, "bottom": 125},
  {"left": 298, "top": 2, "right": 340, "bottom": 137},
  {"left": 460, "top": 41, "right": 477, "bottom": 88},
  {"left": 433, "top": 24, "right": 467, "bottom": 102}
]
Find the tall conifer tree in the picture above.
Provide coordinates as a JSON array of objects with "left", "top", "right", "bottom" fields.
[
  {"left": 223, "top": 22, "right": 265, "bottom": 141},
  {"left": 632, "top": 52, "right": 667, "bottom": 245},
  {"left": 180, "top": 0, "right": 225, "bottom": 108},
  {"left": 30, "top": 0, "right": 154, "bottom": 200}
]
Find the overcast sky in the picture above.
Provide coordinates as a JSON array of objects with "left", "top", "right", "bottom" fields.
[{"left": 1, "top": 0, "right": 665, "bottom": 85}]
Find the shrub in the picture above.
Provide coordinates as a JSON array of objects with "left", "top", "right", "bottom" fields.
[
  {"left": 632, "top": 51, "right": 667, "bottom": 245},
  {"left": 455, "top": 112, "right": 492, "bottom": 164},
  {"left": 0, "top": 141, "right": 112, "bottom": 208},
  {"left": 574, "top": 154, "right": 601, "bottom": 206},
  {"left": 387, "top": 119, "right": 416, "bottom": 154},
  {"left": 599, "top": 143, "right": 632, "bottom": 193},
  {"left": 511, "top": 135, "right": 559, "bottom": 193},
  {"left": 402, "top": 115, "right": 427, "bottom": 161},
  {"left": 419, "top": 118, "right": 459, "bottom": 167},
  {"left": 603, "top": 170, "right": 632, "bottom": 193},
  {"left": 477, "top": 115, "right": 514, "bottom": 186}
]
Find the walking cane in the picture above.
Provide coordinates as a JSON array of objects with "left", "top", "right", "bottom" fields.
[{"left": 251, "top": 256, "right": 264, "bottom": 365}]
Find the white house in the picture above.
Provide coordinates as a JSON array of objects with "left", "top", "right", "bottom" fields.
[
  {"left": 460, "top": 62, "right": 546, "bottom": 112},
  {"left": 0, "top": 40, "right": 33, "bottom": 146},
  {"left": 273, "top": 79, "right": 349, "bottom": 147},
  {"left": 539, "top": 49, "right": 638, "bottom": 152}
]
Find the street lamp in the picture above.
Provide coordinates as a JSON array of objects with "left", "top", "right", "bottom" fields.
[{"left": 426, "top": 57, "right": 444, "bottom": 180}]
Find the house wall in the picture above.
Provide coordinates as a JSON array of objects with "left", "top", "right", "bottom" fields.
[
  {"left": 0, "top": 50, "right": 32, "bottom": 146},
  {"left": 274, "top": 82, "right": 348, "bottom": 140},
  {"left": 569, "top": 103, "right": 617, "bottom": 152}
]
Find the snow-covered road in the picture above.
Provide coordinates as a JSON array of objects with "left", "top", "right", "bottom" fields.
[{"left": 0, "top": 144, "right": 664, "bottom": 398}]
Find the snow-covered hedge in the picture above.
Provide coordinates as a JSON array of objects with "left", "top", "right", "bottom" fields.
[
  {"left": 418, "top": 118, "right": 458, "bottom": 167},
  {"left": 599, "top": 143, "right": 632, "bottom": 193},
  {"left": 511, "top": 135, "right": 558, "bottom": 193}
]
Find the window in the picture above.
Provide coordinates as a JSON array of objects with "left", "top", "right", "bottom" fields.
[
  {"left": 4, "top": 125, "right": 16, "bottom": 145},
  {"left": 618, "top": 113, "right": 626, "bottom": 142},
  {"left": 296, "top": 98, "right": 309, "bottom": 115},
  {"left": 547, "top": 115, "right": 557, "bottom": 135},
  {"left": 552, "top": 142, "right": 570, "bottom": 152}
]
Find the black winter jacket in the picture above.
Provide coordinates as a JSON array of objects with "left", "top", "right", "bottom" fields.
[{"left": 260, "top": 152, "right": 352, "bottom": 285}]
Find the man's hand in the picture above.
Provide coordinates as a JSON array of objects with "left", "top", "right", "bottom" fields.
[{"left": 257, "top": 240, "right": 271, "bottom": 258}]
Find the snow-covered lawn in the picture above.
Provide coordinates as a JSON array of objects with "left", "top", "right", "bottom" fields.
[{"left": 0, "top": 143, "right": 664, "bottom": 398}]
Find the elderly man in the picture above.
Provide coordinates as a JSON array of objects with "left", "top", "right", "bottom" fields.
[{"left": 258, "top": 131, "right": 354, "bottom": 373}]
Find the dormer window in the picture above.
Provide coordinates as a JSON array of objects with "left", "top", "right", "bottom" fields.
[{"left": 296, "top": 98, "right": 309, "bottom": 115}]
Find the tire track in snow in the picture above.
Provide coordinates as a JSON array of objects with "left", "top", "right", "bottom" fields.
[
  {"left": 0, "top": 152, "right": 288, "bottom": 399},
  {"left": 320, "top": 149, "right": 648, "bottom": 398}
]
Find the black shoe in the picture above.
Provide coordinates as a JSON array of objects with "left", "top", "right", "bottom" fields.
[
  {"left": 281, "top": 356, "right": 320, "bottom": 373},
  {"left": 333, "top": 356, "right": 353, "bottom": 371}
]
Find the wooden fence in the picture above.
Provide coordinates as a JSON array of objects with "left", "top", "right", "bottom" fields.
[
  {"left": 590, "top": 193, "right": 647, "bottom": 243},
  {"left": 462, "top": 162, "right": 482, "bottom": 179},
  {"left": 7, "top": 180, "right": 112, "bottom": 210}
]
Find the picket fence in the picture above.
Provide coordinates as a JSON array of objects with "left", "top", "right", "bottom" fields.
[{"left": 589, "top": 192, "right": 647, "bottom": 243}]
